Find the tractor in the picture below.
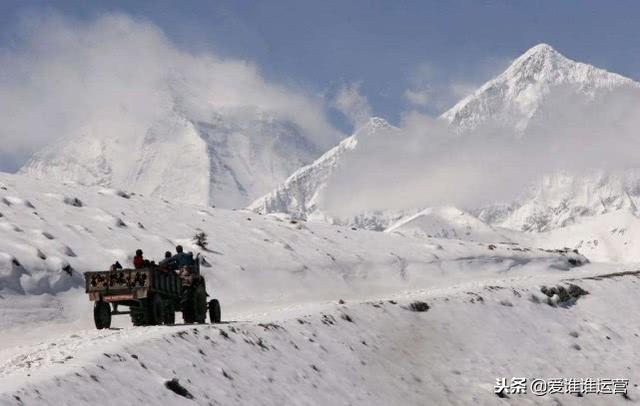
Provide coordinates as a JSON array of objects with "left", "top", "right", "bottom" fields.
[{"left": 85, "top": 260, "right": 221, "bottom": 329}]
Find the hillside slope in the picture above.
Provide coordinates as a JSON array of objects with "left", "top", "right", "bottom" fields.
[{"left": 2, "top": 267, "right": 639, "bottom": 405}]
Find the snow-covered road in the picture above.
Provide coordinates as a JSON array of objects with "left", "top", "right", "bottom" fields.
[{"left": 2, "top": 263, "right": 639, "bottom": 405}]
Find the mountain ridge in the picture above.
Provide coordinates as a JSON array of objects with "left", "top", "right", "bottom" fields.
[
  {"left": 249, "top": 43, "right": 640, "bottom": 238},
  {"left": 442, "top": 43, "right": 639, "bottom": 134},
  {"left": 21, "top": 107, "right": 337, "bottom": 208}
]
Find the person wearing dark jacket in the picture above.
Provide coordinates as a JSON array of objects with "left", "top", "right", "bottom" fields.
[
  {"left": 133, "top": 249, "right": 145, "bottom": 269},
  {"left": 174, "top": 245, "right": 195, "bottom": 269},
  {"left": 159, "top": 251, "right": 174, "bottom": 272}
]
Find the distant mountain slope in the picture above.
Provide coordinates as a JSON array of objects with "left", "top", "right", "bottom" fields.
[
  {"left": 21, "top": 107, "right": 333, "bottom": 208},
  {"left": 477, "top": 171, "right": 640, "bottom": 232},
  {"left": 250, "top": 44, "right": 640, "bottom": 240},
  {"left": 535, "top": 208, "right": 640, "bottom": 263},
  {"left": 248, "top": 117, "right": 408, "bottom": 230},
  {"left": 385, "top": 207, "right": 512, "bottom": 243}
]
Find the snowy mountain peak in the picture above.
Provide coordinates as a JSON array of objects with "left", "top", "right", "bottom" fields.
[
  {"left": 523, "top": 42, "right": 556, "bottom": 54},
  {"left": 20, "top": 107, "right": 338, "bottom": 208},
  {"left": 352, "top": 117, "right": 394, "bottom": 139},
  {"left": 364, "top": 117, "right": 392, "bottom": 130},
  {"left": 248, "top": 116, "right": 402, "bottom": 226},
  {"left": 515, "top": 43, "right": 561, "bottom": 62},
  {"left": 252, "top": 45, "right": 640, "bottom": 238},
  {"left": 501, "top": 43, "right": 582, "bottom": 82},
  {"left": 442, "top": 43, "right": 638, "bottom": 133}
]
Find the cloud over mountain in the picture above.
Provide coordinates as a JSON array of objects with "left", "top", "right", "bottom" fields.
[
  {"left": 0, "top": 12, "right": 342, "bottom": 172},
  {"left": 253, "top": 44, "right": 640, "bottom": 224}
]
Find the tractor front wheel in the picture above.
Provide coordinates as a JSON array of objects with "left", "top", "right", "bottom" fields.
[
  {"left": 208, "top": 299, "right": 221, "bottom": 324},
  {"left": 94, "top": 300, "right": 112, "bottom": 329}
]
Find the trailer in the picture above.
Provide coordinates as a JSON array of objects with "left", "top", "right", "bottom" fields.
[{"left": 85, "top": 266, "right": 221, "bottom": 329}]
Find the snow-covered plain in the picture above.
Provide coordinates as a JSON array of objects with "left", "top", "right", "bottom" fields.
[{"left": 4, "top": 171, "right": 631, "bottom": 405}]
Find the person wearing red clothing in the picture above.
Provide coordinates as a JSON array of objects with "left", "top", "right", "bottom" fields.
[{"left": 133, "top": 249, "right": 145, "bottom": 269}]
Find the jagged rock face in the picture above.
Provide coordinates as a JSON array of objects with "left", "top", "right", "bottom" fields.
[{"left": 21, "top": 109, "right": 329, "bottom": 208}]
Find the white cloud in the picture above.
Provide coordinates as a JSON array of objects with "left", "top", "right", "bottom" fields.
[
  {"left": 403, "top": 80, "right": 478, "bottom": 111},
  {"left": 448, "top": 82, "right": 477, "bottom": 101},
  {"left": 403, "top": 88, "right": 431, "bottom": 107},
  {"left": 0, "top": 12, "right": 343, "bottom": 170},
  {"left": 403, "top": 57, "right": 511, "bottom": 112},
  {"left": 321, "top": 86, "right": 640, "bottom": 215},
  {"left": 332, "top": 82, "right": 372, "bottom": 128}
]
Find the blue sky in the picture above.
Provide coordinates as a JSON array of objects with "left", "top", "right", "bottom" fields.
[
  {"left": 0, "top": 0, "right": 639, "bottom": 169},
  {"left": 2, "top": 1, "right": 640, "bottom": 123}
]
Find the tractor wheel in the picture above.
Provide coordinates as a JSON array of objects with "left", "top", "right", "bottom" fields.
[
  {"left": 130, "top": 306, "right": 147, "bottom": 326},
  {"left": 130, "top": 300, "right": 150, "bottom": 326},
  {"left": 149, "top": 294, "right": 165, "bottom": 326},
  {"left": 163, "top": 300, "right": 176, "bottom": 325},
  {"left": 193, "top": 285, "right": 207, "bottom": 324},
  {"left": 208, "top": 299, "right": 221, "bottom": 324},
  {"left": 182, "top": 289, "right": 195, "bottom": 324},
  {"left": 94, "top": 300, "right": 112, "bottom": 329}
]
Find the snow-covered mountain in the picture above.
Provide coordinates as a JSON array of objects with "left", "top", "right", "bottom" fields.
[
  {"left": 21, "top": 107, "right": 336, "bottom": 208},
  {"left": 443, "top": 43, "right": 640, "bottom": 233},
  {"left": 251, "top": 44, "right": 640, "bottom": 242},
  {"left": 249, "top": 117, "right": 410, "bottom": 230},
  {"left": 477, "top": 171, "right": 640, "bottom": 232},
  {"left": 21, "top": 42, "right": 640, "bottom": 246},
  {"left": 442, "top": 43, "right": 638, "bottom": 134}
]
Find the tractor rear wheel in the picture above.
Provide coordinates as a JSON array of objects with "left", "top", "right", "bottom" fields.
[
  {"left": 193, "top": 285, "right": 207, "bottom": 324},
  {"left": 208, "top": 299, "right": 221, "bottom": 324},
  {"left": 149, "top": 294, "right": 165, "bottom": 326},
  {"left": 164, "top": 299, "right": 176, "bottom": 325},
  {"left": 130, "top": 302, "right": 148, "bottom": 326},
  {"left": 94, "top": 301, "right": 112, "bottom": 329}
]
